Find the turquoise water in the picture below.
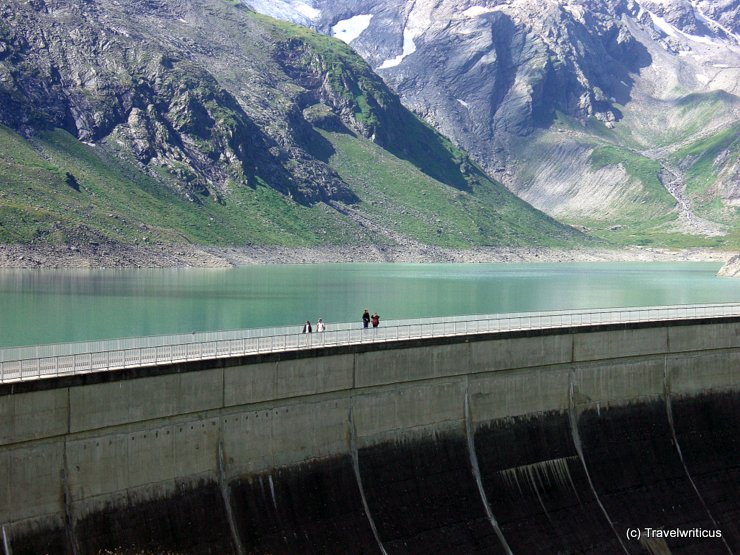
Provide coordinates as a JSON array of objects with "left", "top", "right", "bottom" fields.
[{"left": 1, "top": 262, "right": 738, "bottom": 348}]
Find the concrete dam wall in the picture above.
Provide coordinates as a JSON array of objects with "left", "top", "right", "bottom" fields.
[{"left": 1, "top": 318, "right": 738, "bottom": 554}]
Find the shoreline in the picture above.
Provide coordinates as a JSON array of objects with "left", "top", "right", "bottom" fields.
[{"left": 0, "top": 243, "right": 734, "bottom": 269}]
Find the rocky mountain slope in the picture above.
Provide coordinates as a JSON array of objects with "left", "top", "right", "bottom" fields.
[
  {"left": 249, "top": 0, "right": 740, "bottom": 248},
  {"left": 0, "top": 0, "right": 582, "bottom": 251}
]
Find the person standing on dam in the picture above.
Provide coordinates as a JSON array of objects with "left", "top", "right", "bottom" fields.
[
  {"left": 302, "top": 320, "right": 312, "bottom": 333},
  {"left": 372, "top": 312, "right": 380, "bottom": 328},
  {"left": 316, "top": 318, "right": 325, "bottom": 332},
  {"left": 362, "top": 308, "right": 371, "bottom": 328}
]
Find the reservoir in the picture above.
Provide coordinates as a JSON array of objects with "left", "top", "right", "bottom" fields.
[{"left": 1, "top": 261, "right": 738, "bottom": 348}]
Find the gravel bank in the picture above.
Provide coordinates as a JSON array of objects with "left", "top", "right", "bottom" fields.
[{"left": 0, "top": 243, "right": 732, "bottom": 269}]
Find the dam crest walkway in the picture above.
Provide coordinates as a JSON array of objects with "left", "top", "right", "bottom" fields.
[{"left": 2, "top": 302, "right": 739, "bottom": 384}]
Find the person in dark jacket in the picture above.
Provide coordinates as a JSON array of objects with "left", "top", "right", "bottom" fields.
[
  {"left": 302, "top": 320, "right": 312, "bottom": 333},
  {"left": 371, "top": 313, "right": 380, "bottom": 328},
  {"left": 362, "top": 309, "right": 370, "bottom": 328}
]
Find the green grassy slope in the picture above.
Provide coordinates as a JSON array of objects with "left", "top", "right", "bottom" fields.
[
  {"left": 0, "top": 122, "right": 583, "bottom": 248},
  {"left": 322, "top": 128, "right": 581, "bottom": 247},
  {"left": 0, "top": 125, "right": 363, "bottom": 246},
  {"left": 520, "top": 105, "right": 739, "bottom": 249},
  {"left": 671, "top": 124, "right": 739, "bottom": 209}
]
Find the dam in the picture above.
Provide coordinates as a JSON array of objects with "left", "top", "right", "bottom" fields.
[{"left": 0, "top": 304, "right": 738, "bottom": 554}]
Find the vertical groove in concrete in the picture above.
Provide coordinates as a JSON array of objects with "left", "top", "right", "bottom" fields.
[
  {"left": 221, "top": 367, "right": 226, "bottom": 410},
  {"left": 463, "top": 389, "right": 513, "bottom": 555},
  {"left": 348, "top": 403, "right": 387, "bottom": 555},
  {"left": 61, "top": 439, "right": 79, "bottom": 555},
  {"left": 2, "top": 525, "right": 11, "bottom": 555},
  {"left": 567, "top": 369, "right": 629, "bottom": 555},
  {"left": 217, "top": 437, "right": 245, "bottom": 555},
  {"left": 666, "top": 327, "right": 671, "bottom": 354},
  {"left": 663, "top": 359, "right": 732, "bottom": 554}
]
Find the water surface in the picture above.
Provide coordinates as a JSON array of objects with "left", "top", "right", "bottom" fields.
[{"left": 1, "top": 262, "right": 738, "bottom": 348}]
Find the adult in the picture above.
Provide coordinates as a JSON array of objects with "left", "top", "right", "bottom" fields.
[
  {"left": 362, "top": 309, "right": 370, "bottom": 328},
  {"left": 316, "top": 318, "right": 325, "bottom": 332},
  {"left": 302, "top": 320, "right": 312, "bottom": 333},
  {"left": 371, "top": 313, "right": 380, "bottom": 328}
]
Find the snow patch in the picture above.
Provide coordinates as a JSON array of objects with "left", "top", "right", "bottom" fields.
[
  {"left": 457, "top": 99, "right": 469, "bottom": 108},
  {"left": 463, "top": 6, "right": 496, "bottom": 17},
  {"left": 378, "top": 26, "right": 417, "bottom": 69},
  {"left": 246, "top": 0, "right": 320, "bottom": 24},
  {"left": 712, "top": 63, "right": 730, "bottom": 68},
  {"left": 696, "top": 73, "right": 709, "bottom": 83},
  {"left": 647, "top": 9, "right": 724, "bottom": 46},
  {"left": 294, "top": 3, "right": 320, "bottom": 20},
  {"left": 331, "top": 14, "right": 373, "bottom": 44},
  {"left": 648, "top": 10, "right": 678, "bottom": 37},
  {"left": 682, "top": 32, "right": 720, "bottom": 45}
]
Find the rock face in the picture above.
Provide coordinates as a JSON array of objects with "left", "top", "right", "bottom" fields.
[
  {"left": 718, "top": 254, "right": 740, "bottom": 277},
  {"left": 0, "top": 0, "right": 582, "bottom": 250},
  {"left": 341, "top": 0, "right": 649, "bottom": 148},
  {"left": 0, "top": 0, "right": 413, "bottom": 205},
  {"left": 249, "top": 0, "right": 740, "bottom": 243}
]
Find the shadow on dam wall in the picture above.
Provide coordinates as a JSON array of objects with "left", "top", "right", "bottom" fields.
[
  {"left": 2, "top": 321, "right": 738, "bottom": 554},
  {"left": 9, "top": 393, "right": 737, "bottom": 555}
]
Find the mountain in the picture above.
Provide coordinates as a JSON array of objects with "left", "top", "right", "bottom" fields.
[
  {"left": 0, "top": 0, "right": 581, "bottom": 252},
  {"left": 249, "top": 0, "right": 740, "bottom": 248}
]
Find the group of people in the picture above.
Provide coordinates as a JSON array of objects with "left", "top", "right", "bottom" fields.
[
  {"left": 301, "top": 309, "right": 381, "bottom": 333},
  {"left": 302, "top": 318, "right": 325, "bottom": 333},
  {"left": 362, "top": 308, "right": 380, "bottom": 328}
]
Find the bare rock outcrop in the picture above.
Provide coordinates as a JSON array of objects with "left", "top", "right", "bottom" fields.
[{"left": 718, "top": 254, "right": 740, "bottom": 277}]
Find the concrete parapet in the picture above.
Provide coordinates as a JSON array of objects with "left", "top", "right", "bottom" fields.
[
  {"left": 276, "top": 354, "right": 353, "bottom": 400},
  {"left": 224, "top": 354, "right": 353, "bottom": 406},
  {"left": 224, "top": 361, "right": 277, "bottom": 406},
  {"left": 469, "top": 334, "right": 571, "bottom": 373},
  {"left": 668, "top": 321, "right": 740, "bottom": 353},
  {"left": 355, "top": 345, "right": 436, "bottom": 387},
  {"left": 69, "top": 369, "right": 223, "bottom": 433},
  {"left": 0, "top": 388, "right": 68, "bottom": 446},
  {"left": 574, "top": 326, "right": 668, "bottom": 362}
]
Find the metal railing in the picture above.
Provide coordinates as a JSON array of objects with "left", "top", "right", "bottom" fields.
[{"left": 1, "top": 303, "right": 738, "bottom": 383}]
